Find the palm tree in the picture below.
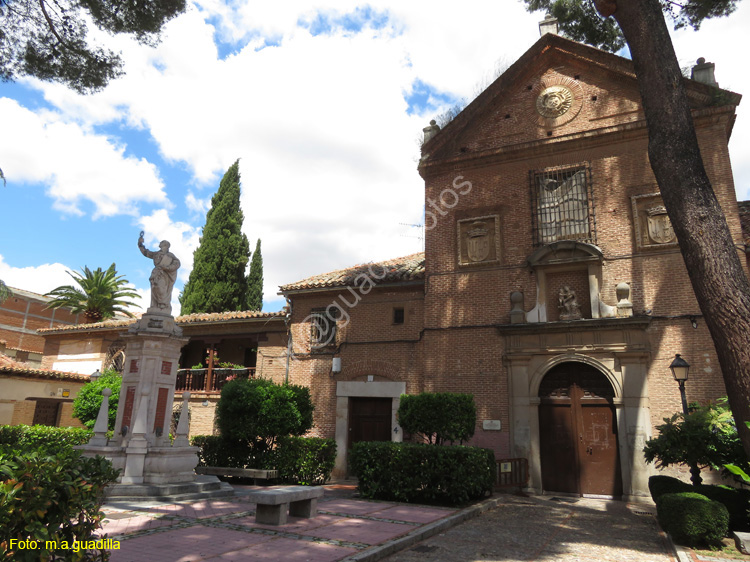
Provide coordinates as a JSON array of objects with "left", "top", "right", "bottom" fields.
[{"left": 45, "top": 263, "right": 141, "bottom": 323}]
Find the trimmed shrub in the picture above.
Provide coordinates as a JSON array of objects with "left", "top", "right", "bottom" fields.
[
  {"left": 397, "top": 393, "right": 476, "bottom": 445},
  {"left": 0, "top": 425, "right": 92, "bottom": 454},
  {"left": 215, "top": 378, "right": 314, "bottom": 451},
  {"left": 656, "top": 492, "right": 729, "bottom": 546},
  {"left": 73, "top": 370, "right": 122, "bottom": 430},
  {"left": 0, "top": 446, "right": 120, "bottom": 561},
  {"left": 271, "top": 436, "right": 336, "bottom": 485},
  {"left": 648, "top": 475, "right": 750, "bottom": 531},
  {"left": 349, "top": 441, "right": 494, "bottom": 505},
  {"left": 696, "top": 484, "right": 750, "bottom": 531},
  {"left": 648, "top": 475, "right": 692, "bottom": 501}
]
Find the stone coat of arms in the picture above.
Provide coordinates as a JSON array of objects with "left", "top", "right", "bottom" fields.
[
  {"left": 646, "top": 206, "right": 676, "bottom": 244},
  {"left": 466, "top": 221, "right": 490, "bottom": 262}
]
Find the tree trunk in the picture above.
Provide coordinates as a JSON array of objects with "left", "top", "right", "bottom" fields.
[{"left": 611, "top": 0, "right": 750, "bottom": 459}]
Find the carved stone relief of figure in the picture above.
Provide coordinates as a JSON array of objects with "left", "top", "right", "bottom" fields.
[
  {"left": 138, "top": 231, "right": 180, "bottom": 315},
  {"left": 558, "top": 285, "right": 582, "bottom": 320}
]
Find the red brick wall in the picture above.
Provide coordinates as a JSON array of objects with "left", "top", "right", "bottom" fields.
[{"left": 0, "top": 291, "right": 80, "bottom": 353}]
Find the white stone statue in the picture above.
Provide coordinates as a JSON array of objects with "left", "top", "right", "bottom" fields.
[{"left": 138, "top": 231, "right": 180, "bottom": 314}]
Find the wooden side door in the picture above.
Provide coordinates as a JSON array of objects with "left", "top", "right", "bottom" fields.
[
  {"left": 348, "top": 397, "right": 392, "bottom": 449},
  {"left": 32, "top": 399, "right": 60, "bottom": 426}
]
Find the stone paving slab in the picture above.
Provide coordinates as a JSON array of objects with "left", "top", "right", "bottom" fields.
[
  {"left": 108, "top": 525, "right": 274, "bottom": 562},
  {"left": 212, "top": 537, "right": 359, "bottom": 561},
  {"left": 377, "top": 496, "right": 677, "bottom": 562},
  {"left": 98, "top": 484, "right": 686, "bottom": 562}
]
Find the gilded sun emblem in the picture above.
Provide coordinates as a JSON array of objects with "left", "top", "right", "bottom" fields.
[{"left": 536, "top": 86, "right": 574, "bottom": 119}]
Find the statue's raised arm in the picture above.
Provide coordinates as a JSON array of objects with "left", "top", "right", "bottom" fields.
[{"left": 138, "top": 231, "right": 180, "bottom": 315}]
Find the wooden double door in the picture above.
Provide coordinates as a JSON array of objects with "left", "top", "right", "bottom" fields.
[{"left": 538, "top": 363, "right": 622, "bottom": 497}]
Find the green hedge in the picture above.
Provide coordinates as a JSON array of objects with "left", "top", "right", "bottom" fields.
[
  {"left": 648, "top": 475, "right": 692, "bottom": 501},
  {"left": 349, "top": 441, "right": 494, "bottom": 505},
  {"left": 191, "top": 435, "right": 336, "bottom": 485},
  {"left": 397, "top": 393, "right": 476, "bottom": 445},
  {"left": 0, "top": 425, "right": 93, "bottom": 454},
  {"left": 649, "top": 475, "right": 750, "bottom": 531},
  {"left": 695, "top": 484, "right": 750, "bottom": 531},
  {"left": 656, "top": 492, "right": 729, "bottom": 546},
  {"left": 0, "top": 446, "right": 120, "bottom": 561},
  {"left": 269, "top": 436, "right": 336, "bottom": 485},
  {"left": 191, "top": 435, "right": 258, "bottom": 468}
]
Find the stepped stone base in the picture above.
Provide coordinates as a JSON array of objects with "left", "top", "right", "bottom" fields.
[{"left": 104, "top": 475, "right": 234, "bottom": 503}]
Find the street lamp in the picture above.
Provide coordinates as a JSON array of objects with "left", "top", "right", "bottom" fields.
[
  {"left": 669, "top": 354, "right": 690, "bottom": 415},
  {"left": 90, "top": 369, "right": 102, "bottom": 382},
  {"left": 670, "top": 353, "right": 701, "bottom": 485}
]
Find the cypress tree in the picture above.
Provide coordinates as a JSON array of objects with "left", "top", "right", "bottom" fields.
[
  {"left": 246, "top": 239, "right": 264, "bottom": 311},
  {"left": 180, "top": 160, "right": 250, "bottom": 314}
]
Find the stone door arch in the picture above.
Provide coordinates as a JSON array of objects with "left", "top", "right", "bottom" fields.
[{"left": 538, "top": 362, "right": 622, "bottom": 497}]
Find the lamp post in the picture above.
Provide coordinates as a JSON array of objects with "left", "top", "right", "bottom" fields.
[
  {"left": 669, "top": 354, "right": 690, "bottom": 416},
  {"left": 90, "top": 369, "right": 102, "bottom": 382},
  {"left": 669, "top": 354, "right": 701, "bottom": 485}
]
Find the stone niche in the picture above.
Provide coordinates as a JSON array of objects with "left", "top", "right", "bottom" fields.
[
  {"left": 632, "top": 192, "right": 677, "bottom": 250},
  {"left": 457, "top": 215, "right": 501, "bottom": 266},
  {"left": 523, "top": 240, "right": 631, "bottom": 322}
]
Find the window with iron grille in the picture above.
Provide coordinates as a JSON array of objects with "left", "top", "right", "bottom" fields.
[
  {"left": 310, "top": 308, "right": 337, "bottom": 348},
  {"left": 530, "top": 164, "right": 596, "bottom": 246}
]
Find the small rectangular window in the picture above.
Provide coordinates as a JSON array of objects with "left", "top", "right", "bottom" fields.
[
  {"left": 393, "top": 307, "right": 405, "bottom": 325},
  {"left": 310, "top": 308, "right": 337, "bottom": 348}
]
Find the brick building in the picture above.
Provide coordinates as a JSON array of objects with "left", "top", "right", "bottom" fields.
[
  {"left": 31, "top": 33, "right": 745, "bottom": 500},
  {"left": 0, "top": 352, "right": 87, "bottom": 427},
  {"left": 38, "top": 311, "right": 288, "bottom": 436},
  {"left": 275, "top": 33, "right": 745, "bottom": 500},
  {"left": 0, "top": 286, "right": 81, "bottom": 366}
]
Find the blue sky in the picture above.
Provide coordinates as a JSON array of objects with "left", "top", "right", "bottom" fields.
[{"left": 2, "top": 1, "right": 749, "bottom": 316}]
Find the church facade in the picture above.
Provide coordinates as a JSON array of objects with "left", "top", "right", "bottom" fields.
[
  {"left": 32, "top": 33, "right": 745, "bottom": 501},
  {"left": 278, "top": 33, "right": 745, "bottom": 500}
]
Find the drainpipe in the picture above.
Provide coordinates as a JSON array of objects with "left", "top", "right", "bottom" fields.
[{"left": 284, "top": 297, "right": 292, "bottom": 385}]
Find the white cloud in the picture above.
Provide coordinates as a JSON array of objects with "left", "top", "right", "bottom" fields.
[
  {"left": 0, "top": 256, "right": 74, "bottom": 296},
  {"left": 0, "top": 98, "right": 168, "bottom": 217},
  {"left": 5, "top": 0, "right": 749, "bottom": 311}
]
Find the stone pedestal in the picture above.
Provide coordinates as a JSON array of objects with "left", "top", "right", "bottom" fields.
[{"left": 76, "top": 311, "right": 228, "bottom": 498}]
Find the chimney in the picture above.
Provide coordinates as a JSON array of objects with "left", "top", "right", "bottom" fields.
[
  {"left": 539, "top": 13, "right": 559, "bottom": 36},
  {"left": 691, "top": 57, "right": 718, "bottom": 87}
]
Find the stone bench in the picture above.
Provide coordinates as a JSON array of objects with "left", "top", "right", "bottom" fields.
[
  {"left": 244, "top": 486, "right": 325, "bottom": 525},
  {"left": 194, "top": 466, "right": 278, "bottom": 484}
]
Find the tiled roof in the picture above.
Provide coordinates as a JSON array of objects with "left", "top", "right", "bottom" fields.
[
  {"left": 177, "top": 310, "right": 286, "bottom": 325},
  {"left": 739, "top": 201, "right": 750, "bottom": 250},
  {"left": 0, "top": 353, "right": 89, "bottom": 381},
  {"left": 279, "top": 252, "right": 425, "bottom": 292},
  {"left": 38, "top": 309, "right": 286, "bottom": 334}
]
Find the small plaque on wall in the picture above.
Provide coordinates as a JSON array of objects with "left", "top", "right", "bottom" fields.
[
  {"left": 161, "top": 361, "right": 172, "bottom": 375},
  {"left": 500, "top": 462, "right": 512, "bottom": 473},
  {"left": 129, "top": 359, "right": 139, "bottom": 374},
  {"left": 483, "top": 419, "right": 502, "bottom": 431}
]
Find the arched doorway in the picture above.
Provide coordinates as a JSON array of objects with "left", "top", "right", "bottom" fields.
[{"left": 538, "top": 362, "right": 622, "bottom": 497}]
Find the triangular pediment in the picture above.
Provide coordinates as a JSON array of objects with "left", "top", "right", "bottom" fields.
[{"left": 419, "top": 34, "right": 739, "bottom": 169}]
